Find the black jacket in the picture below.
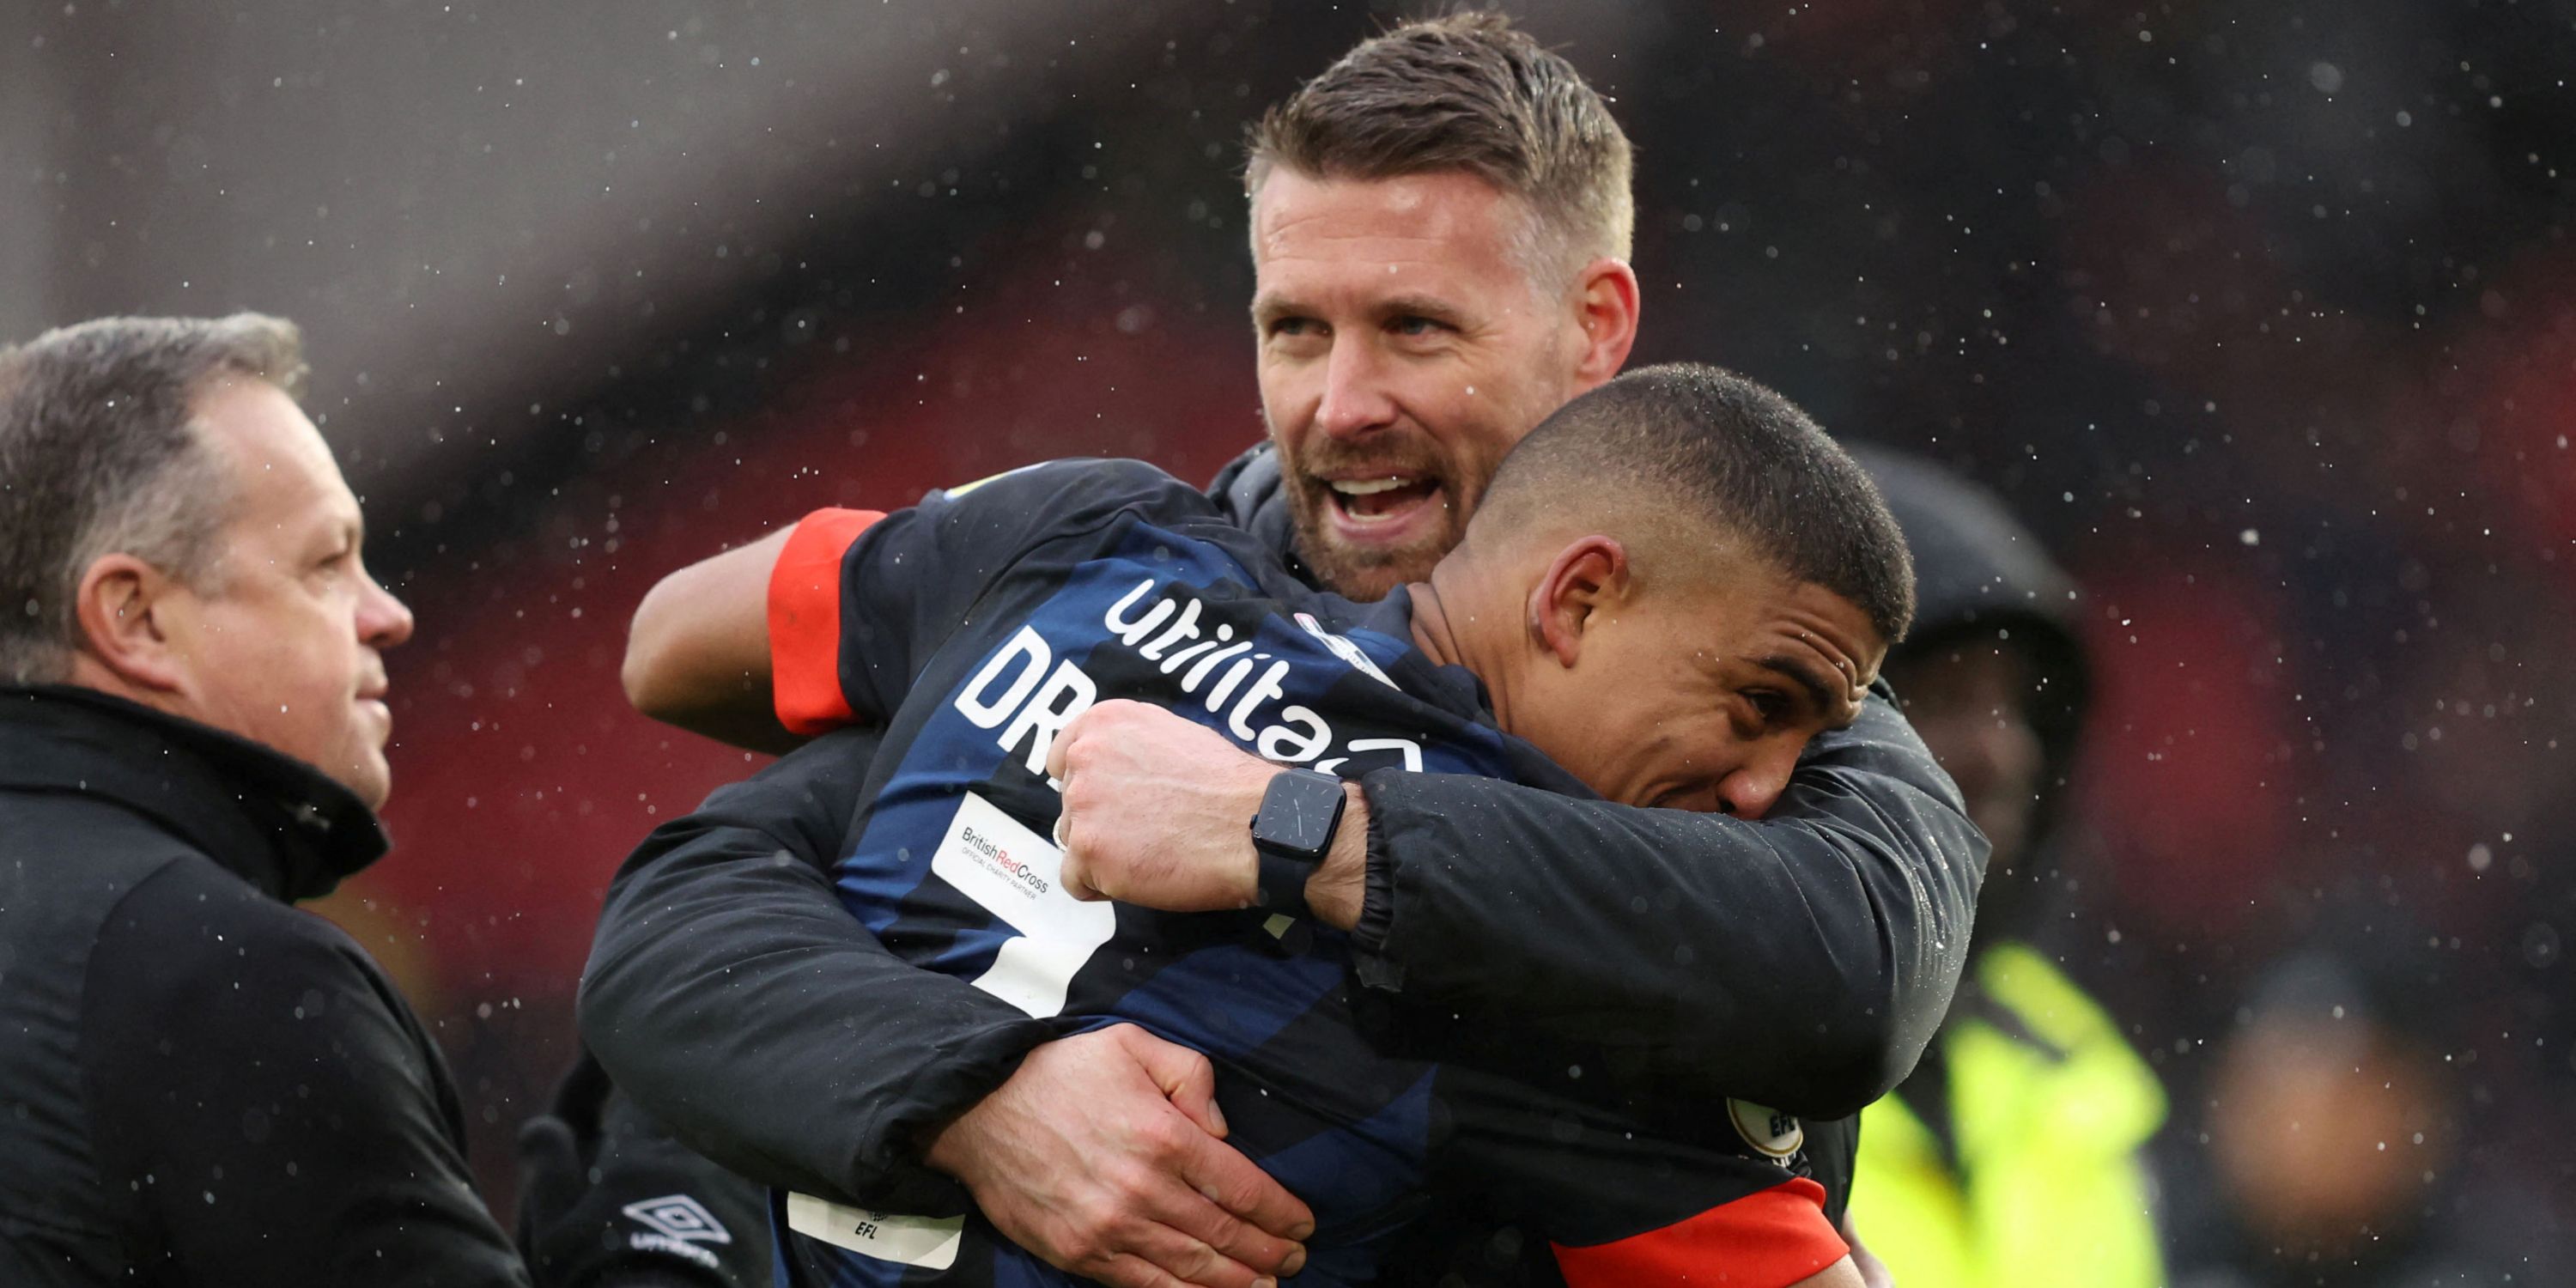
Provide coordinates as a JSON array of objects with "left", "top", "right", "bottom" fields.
[
  {"left": 0, "top": 686, "right": 532, "bottom": 1287},
  {"left": 580, "top": 445, "right": 1985, "bottom": 1224}
]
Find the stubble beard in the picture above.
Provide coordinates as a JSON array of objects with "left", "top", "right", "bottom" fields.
[{"left": 1283, "top": 480, "right": 1458, "bottom": 603}]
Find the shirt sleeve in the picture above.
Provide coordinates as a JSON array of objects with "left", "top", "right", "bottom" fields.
[
  {"left": 1349, "top": 689, "right": 1987, "bottom": 1121},
  {"left": 769, "top": 507, "right": 889, "bottom": 735},
  {"left": 765, "top": 459, "right": 1212, "bottom": 735},
  {"left": 580, "top": 726, "right": 1056, "bottom": 1214},
  {"left": 1546, "top": 1181, "right": 1848, "bottom": 1288},
  {"left": 1431, "top": 1069, "right": 1850, "bottom": 1288},
  {"left": 80, "top": 860, "right": 531, "bottom": 1288}
]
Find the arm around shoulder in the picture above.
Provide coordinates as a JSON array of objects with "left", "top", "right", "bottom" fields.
[
  {"left": 580, "top": 727, "right": 1054, "bottom": 1212},
  {"left": 1350, "top": 694, "right": 1986, "bottom": 1118}
]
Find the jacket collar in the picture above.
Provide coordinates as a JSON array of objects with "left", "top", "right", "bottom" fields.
[
  {"left": 1212, "top": 448, "right": 1483, "bottom": 716},
  {"left": 0, "top": 684, "right": 387, "bottom": 902},
  {"left": 1205, "top": 442, "right": 1317, "bottom": 588},
  {"left": 1211, "top": 447, "right": 1598, "bottom": 797}
]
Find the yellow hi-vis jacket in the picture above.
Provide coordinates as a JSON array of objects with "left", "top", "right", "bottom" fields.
[{"left": 1850, "top": 942, "right": 2166, "bottom": 1287}]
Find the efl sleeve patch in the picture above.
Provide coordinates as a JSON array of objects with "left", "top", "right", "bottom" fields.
[
  {"left": 1549, "top": 1177, "right": 1848, "bottom": 1288},
  {"left": 768, "top": 507, "right": 884, "bottom": 734}
]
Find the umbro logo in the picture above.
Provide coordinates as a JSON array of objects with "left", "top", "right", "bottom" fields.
[{"left": 622, "top": 1194, "right": 733, "bottom": 1244}]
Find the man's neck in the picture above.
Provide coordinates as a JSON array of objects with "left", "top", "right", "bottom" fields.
[
  {"left": 1404, "top": 581, "right": 1461, "bottom": 667},
  {"left": 65, "top": 656, "right": 192, "bottom": 723},
  {"left": 1406, "top": 578, "right": 1516, "bottom": 727}
]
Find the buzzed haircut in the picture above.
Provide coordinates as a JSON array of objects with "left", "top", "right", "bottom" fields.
[
  {"left": 0, "top": 313, "right": 305, "bottom": 684},
  {"left": 1475, "top": 363, "right": 1917, "bottom": 646},
  {"left": 1244, "top": 10, "right": 1634, "bottom": 282}
]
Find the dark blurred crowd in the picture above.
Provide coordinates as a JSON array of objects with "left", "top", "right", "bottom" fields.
[{"left": 242, "top": 1, "right": 2575, "bottom": 1280}]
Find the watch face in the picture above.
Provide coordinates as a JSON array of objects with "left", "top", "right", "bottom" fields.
[{"left": 1255, "top": 771, "right": 1342, "bottom": 858}]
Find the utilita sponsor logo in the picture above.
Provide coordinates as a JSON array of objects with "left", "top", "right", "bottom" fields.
[
  {"left": 960, "top": 823, "right": 1048, "bottom": 895},
  {"left": 951, "top": 577, "right": 1425, "bottom": 780}
]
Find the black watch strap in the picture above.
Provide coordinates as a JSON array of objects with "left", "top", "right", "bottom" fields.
[
  {"left": 1250, "top": 768, "right": 1346, "bottom": 920},
  {"left": 1255, "top": 848, "right": 1319, "bottom": 921}
]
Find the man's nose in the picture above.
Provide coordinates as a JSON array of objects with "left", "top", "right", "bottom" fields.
[
  {"left": 1314, "top": 336, "right": 1399, "bottom": 440},
  {"left": 1716, "top": 740, "right": 1801, "bottom": 820},
  {"left": 359, "top": 572, "right": 416, "bottom": 650}
]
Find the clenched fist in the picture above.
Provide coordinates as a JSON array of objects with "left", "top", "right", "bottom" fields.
[{"left": 1044, "top": 700, "right": 1367, "bottom": 927}]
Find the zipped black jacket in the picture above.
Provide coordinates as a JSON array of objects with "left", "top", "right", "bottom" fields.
[
  {"left": 580, "top": 445, "right": 1986, "bottom": 1228},
  {"left": 0, "top": 686, "right": 532, "bottom": 1287}
]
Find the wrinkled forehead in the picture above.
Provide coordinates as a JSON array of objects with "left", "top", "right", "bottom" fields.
[
  {"left": 1758, "top": 583, "right": 1886, "bottom": 715},
  {"left": 1250, "top": 168, "right": 1541, "bottom": 290},
  {"left": 1670, "top": 567, "right": 1884, "bottom": 724}
]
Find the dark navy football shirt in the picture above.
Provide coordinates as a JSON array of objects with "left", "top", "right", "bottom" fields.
[{"left": 769, "top": 459, "right": 1848, "bottom": 1288}]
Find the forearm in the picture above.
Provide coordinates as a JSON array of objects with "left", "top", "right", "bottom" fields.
[
  {"left": 1299, "top": 780, "right": 1370, "bottom": 927},
  {"left": 1350, "top": 697, "right": 1985, "bottom": 1117},
  {"left": 579, "top": 732, "right": 1053, "bottom": 1211},
  {"left": 623, "top": 526, "right": 799, "bottom": 750}
]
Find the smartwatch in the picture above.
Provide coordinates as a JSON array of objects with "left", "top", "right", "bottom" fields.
[{"left": 1249, "top": 768, "right": 1346, "bottom": 919}]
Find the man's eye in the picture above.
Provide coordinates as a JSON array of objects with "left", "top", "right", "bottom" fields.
[
  {"left": 1392, "top": 315, "right": 1444, "bottom": 337},
  {"left": 1268, "top": 317, "right": 1319, "bottom": 338},
  {"left": 1747, "top": 690, "right": 1791, "bottom": 725}
]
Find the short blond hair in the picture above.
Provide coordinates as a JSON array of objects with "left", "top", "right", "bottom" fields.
[{"left": 1245, "top": 11, "right": 1635, "bottom": 285}]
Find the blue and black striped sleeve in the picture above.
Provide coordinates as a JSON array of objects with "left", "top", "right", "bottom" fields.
[{"left": 766, "top": 459, "right": 1209, "bottom": 732}]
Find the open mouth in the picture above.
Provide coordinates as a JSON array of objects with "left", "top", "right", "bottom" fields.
[{"left": 1325, "top": 474, "right": 1443, "bottom": 526}]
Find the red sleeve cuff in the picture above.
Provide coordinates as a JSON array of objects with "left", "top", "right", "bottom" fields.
[
  {"left": 1551, "top": 1177, "right": 1849, "bottom": 1288},
  {"left": 767, "top": 507, "right": 884, "bottom": 735}
]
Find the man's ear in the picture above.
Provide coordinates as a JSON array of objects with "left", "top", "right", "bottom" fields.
[
  {"left": 72, "top": 554, "right": 192, "bottom": 695},
  {"left": 1526, "top": 535, "right": 1630, "bottom": 669},
  {"left": 1566, "top": 257, "right": 1640, "bottom": 392}
]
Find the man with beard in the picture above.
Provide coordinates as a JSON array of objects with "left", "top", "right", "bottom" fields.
[
  {"left": 741, "top": 365, "right": 1903, "bottom": 1287},
  {"left": 592, "top": 15, "right": 1978, "bottom": 1288}
]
